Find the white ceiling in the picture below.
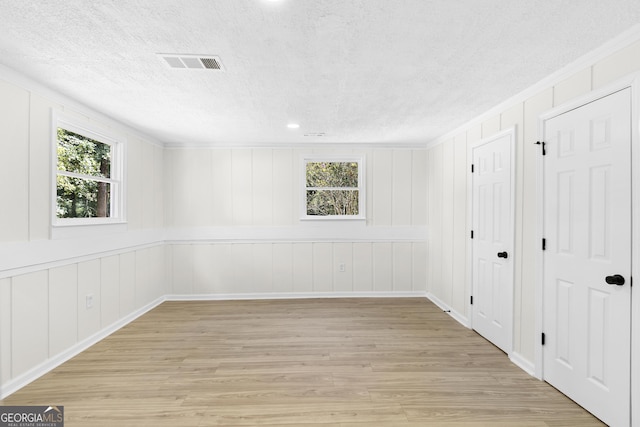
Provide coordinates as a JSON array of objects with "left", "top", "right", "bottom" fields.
[{"left": 1, "top": 0, "right": 639, "bottom": 146}]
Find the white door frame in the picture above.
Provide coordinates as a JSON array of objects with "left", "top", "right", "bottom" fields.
[
  {"left": 535, "top": 74, "right": 640, "bottom": 424},
  {"left": 468, "top": 127, "right": 517, "bottom": 355}
]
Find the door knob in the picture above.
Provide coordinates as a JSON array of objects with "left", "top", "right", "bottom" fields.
[
  {"left": 497, "top": 251, "right": 508, "bottom": 259},
  {"left": 605, "top": 274, "right": 625, "bottom": 286}
]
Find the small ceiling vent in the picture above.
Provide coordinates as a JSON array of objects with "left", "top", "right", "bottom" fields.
[
  {"left": 158, "top": 54, "right": 225, "bottom": 71},
  {"left": 304, "top": 132, "right": 326, "bottom": 137}
]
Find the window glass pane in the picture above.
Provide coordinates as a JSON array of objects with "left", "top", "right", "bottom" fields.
[
  {"left": 56, "top": 176, "right": 111, "bottom": 218},
  {"left": 57, "top": 128, "right": 111, "bottom": 178},
  {"left": 306, "top": 162, "right": 358, "bottom": 188},
  {"left": 306, "top": 190, "right": 359, "bottom": 216}
]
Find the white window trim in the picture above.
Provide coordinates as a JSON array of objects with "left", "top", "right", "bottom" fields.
[
  {"left": 300, "top": 155, "right": 366, "bottom": 221},
  {"left": 51, "top": 111, "right": 127, "bottom": 229}
]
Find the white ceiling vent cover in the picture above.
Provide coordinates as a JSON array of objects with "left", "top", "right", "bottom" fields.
[{"left": 158, "top": 54, "right": 225, "bottom": 71}]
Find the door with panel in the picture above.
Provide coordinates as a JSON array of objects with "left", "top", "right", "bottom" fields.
[
  {"left": 471, "top": 130, "right": 515, "bottom": 354},
  {"left": 542, "top": 88, "right": 632, "bottom": 427}
]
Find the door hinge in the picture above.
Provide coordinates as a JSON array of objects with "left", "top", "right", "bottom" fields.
[
  {"left": 471, "top": 164, "right": 475, "bottom": 173},
  {"left": 471, "top": 230, "right": 474, "bottom": 239},
  {"left": 542, "top": 238, "right": 546, "bottom": 251},
  {"left": 470, "top": 296, "right": 473, "bottom": 305},
  {"left": 541, "top": 333, "right": 546, "bottom": 346},
  {"left": 535, "top": 141, "right": 546, "bottom": 156}
]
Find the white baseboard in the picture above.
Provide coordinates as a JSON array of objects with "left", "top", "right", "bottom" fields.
[
  {"left": 448, "top": 308, "right": 471, "bottom": 328},
  {"left": 425, "top": 292, "right": 451, "bottom": 311},
  {"left": 509, "top": 351, "right": 536, "bottom": 377},
  {"left": 166, "top": 291, "right": 428, "bottom": 301},
  {"left": 426, "top": 292, "right": 471, "bottom": 328},
  {"left": 0, "top": 296, "right": 165, "bottom": 400}
]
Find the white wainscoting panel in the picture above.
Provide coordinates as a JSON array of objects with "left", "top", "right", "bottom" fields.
[
  {"left": 77, "top": 259, "right": 101, "bottom": 341},
  {"left": 1, "top": 278, "right": 12, "bottom": 386},
  {"left": 412, "top": 242, "right": 427, "bottom": 292},
  {"left": 232, "top": 243, "right": 253, "bottom": 293},
  {"left": 353, "top": 242, "right": 373, "bottom": 292},
  {"left": 168, "top": 241, "right": 426, "bottom": 297},
  {"left": 1, "top": 246, "right": 167, "bottom": 399},
  {"left": 253, "top": 243, "right": 274, "bottom": 293},
  {"left": 313, "top": 243, "right": 334, "bottom": 292},
  {"left": 293, "top": 243, "right": 314, "bottom": 293},
  {"left": 11, "top": 271, "right": 49, "bottom": 378},
  {"left": 119, "top": 251, "right": 137, "bottom": 318},
  {"left": 393, "top": 242, "right": 413, "bottom": 292},
  {"left": 100, "top": 255, "right": 120, "bottom": 328},
  {"left": 48, "top": 265, "right": 78, "bottom": 357},
  {"left": 373, "top": 242, "right": 393, "bottom": 292},
  {"left": 333, "top": 242, "right": 354, "bottom": 292},
  {"left": 273, "top": 243, "right": 294, "bottom": 293}
]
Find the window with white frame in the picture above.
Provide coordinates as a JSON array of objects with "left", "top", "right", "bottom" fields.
[
  {"left": 302, "top": 157, "right": 365, "bottom": 219},
  {"left": 53, "top": 114, "right": 125, "bottom": 225}
]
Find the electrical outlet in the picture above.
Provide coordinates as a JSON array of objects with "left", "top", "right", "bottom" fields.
[
  {"left": 339, "top": 263, "right": 346, "bottom": 272},
  {"left": 86, "top": 294, "right": 94, "bottom": 309}
]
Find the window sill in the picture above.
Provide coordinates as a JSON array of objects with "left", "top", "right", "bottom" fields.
[{"left": 300, "top": 216, "right": 367, "bottom": 221}]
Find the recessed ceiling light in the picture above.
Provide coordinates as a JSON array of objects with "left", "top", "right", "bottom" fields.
[{"left": 287, "top": 123, "right": 300, "bottom": 129}]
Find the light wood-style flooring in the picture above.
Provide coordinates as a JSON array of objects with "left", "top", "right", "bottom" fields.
[{"left": 1, "top": 298, "right": 604, "bottom": 426}]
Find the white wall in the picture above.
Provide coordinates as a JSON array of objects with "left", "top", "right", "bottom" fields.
[
  {"left": 426, "top": 37, "right": 640, "bottom": 368},
  {"left": 0, "top": 79, "right": 165, "bottom": 243},
  {"left": 169, "top": 241, "right": 427, "bottom": 296},
  {"left": 0, "top": 69, "right": 167, "bottom": 398},
  {"left": 163, "top": 147, "right": 428, "bottom": 297},
  {"left": 164, "top": 147, "right": 427, "bottom": 228}
]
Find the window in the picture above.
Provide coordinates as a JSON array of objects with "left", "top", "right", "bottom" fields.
[
  {"left": 302, "top": 157, "right": 365, "bottom": 220},
  {"left": 53, "top": 114, "right": 125, "bottom": 226}
]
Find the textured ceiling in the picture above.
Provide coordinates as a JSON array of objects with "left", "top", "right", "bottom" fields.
[{"left": 1, "top": 0, "right": 639, "bottom": 146}]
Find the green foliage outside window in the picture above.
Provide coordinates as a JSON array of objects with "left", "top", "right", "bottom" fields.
[
  {"left": 56, "top": 128, "right": 112, "bottom": 218},
  {"left": 306, "top": 161, "right": 359, "bottom": 216}
]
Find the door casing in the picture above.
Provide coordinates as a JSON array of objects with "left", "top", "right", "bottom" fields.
[
  {"left": 535, "top": 74, "right": 640, "bottom": 425},
  {"left": 468, "top": 127, "right": 516, "bottom": 355}
]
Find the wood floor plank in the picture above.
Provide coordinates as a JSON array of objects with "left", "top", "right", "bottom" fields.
[{"left": 0, "top": 298, "right": 604, "bottom": 426}]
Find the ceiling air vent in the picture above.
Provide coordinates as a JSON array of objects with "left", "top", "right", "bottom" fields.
[{"left": 158, "top": 54, "right": 225, "bottom": 71}]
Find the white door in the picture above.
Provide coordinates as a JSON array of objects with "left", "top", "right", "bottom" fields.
[
  {"left": 543, "top": 88, "right": 632, "bottom": 427},
  {"left": 471, "top": 130, "right": 514, "bottom": 353}
]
